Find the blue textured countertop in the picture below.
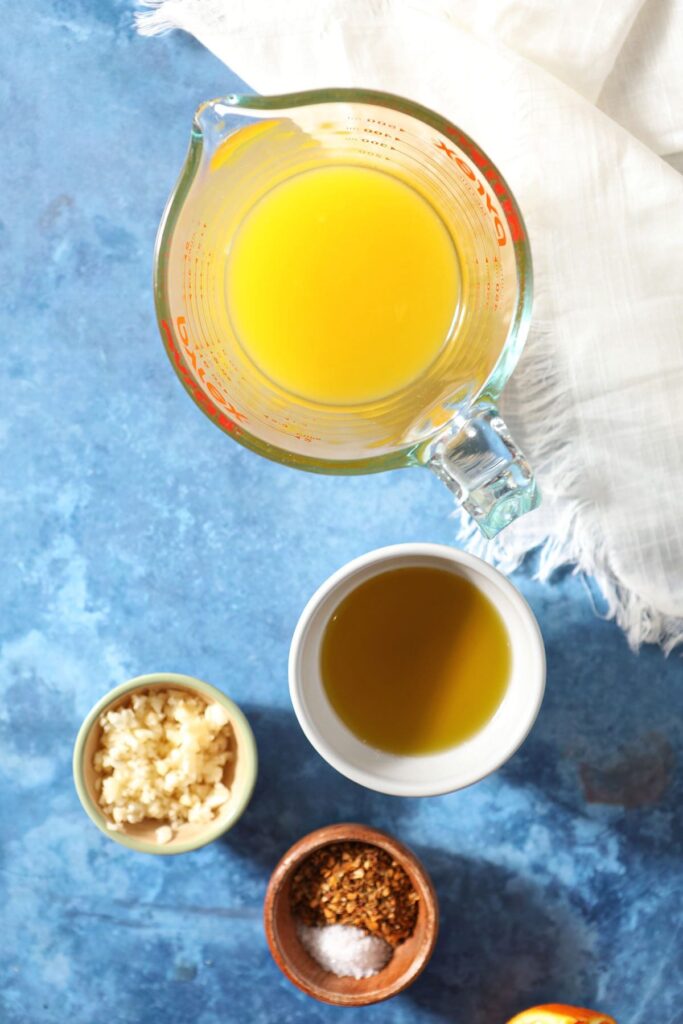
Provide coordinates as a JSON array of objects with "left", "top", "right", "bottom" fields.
[{"left": 1, "top": 4, "right": 681, "bottom": 1022}]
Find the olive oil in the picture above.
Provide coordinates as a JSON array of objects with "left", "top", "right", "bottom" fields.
[{"left": 321, "top": 566, "right": 510, "bottom": 756}]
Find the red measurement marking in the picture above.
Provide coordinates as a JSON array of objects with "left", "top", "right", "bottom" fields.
[
  {"left": 206, "top": 380, "right": 247, "bottom": 422},
  {"left": 175, "top": 317, "right": 247, "bottom": 421},
  {"left": 160, "top": 319, "right": 238, "bottom": 433},
  {"left": 434, "top": 140, "right": 507, "bottom": 246},
  {"left": 435, "top": 135, "right": 524, "bottom": 244},
  {"left": 435, "top": 140, "right": 457, "bottom": 159}
]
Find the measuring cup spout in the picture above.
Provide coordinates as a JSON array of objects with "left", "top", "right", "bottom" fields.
[
  {"left": 192, "top": 95, "right": 249, "bottom": 145},
  {"left": 427, "top": 404, "right": 540, "bottom": 538}
]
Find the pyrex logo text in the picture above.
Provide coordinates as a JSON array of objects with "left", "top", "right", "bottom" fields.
[{"left": 434, "top": 137, "right": 524, "bottom": 248}]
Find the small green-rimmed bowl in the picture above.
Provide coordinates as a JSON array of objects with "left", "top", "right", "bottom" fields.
[{"left": 73, "top": 672, "right": 258, "bottom": 855}]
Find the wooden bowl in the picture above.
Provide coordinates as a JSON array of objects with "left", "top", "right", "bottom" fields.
[
  {"left": 264, "top": 823, "right": 438, "bottom": 1005},
  {"left": 72, "top": 673, "right": 257, "bottom": 855}
]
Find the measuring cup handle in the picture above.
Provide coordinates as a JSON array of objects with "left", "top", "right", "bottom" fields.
[{"left": 427, "top": 403, "right": 540, "bottom": 538}]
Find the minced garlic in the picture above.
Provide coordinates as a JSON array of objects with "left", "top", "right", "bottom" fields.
[{"left": 93, "top": 688, "right": 234, "bottom": 835}]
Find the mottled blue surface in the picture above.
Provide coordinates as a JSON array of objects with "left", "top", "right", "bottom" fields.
[{"left": 1, "top": 4, "right": 681, "bottom": 1023}]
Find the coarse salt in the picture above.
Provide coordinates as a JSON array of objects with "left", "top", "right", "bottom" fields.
[{"left": 297, "top": 923, "right": 392, "bottom": 979}]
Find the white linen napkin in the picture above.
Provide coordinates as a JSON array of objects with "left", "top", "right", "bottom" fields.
[{"left": 136, "top": 0, "right": 683, "bottom": 651}]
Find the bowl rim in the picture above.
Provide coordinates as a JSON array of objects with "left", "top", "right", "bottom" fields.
[
  {"left": 263, "top": 822, "right": 439, "bottom": 1005},
  {"left": 72, "top": 671, "right": 258, "bottom": 855},
  {"left": 289, "top": 542, "right": 546, "bottom": 797}
]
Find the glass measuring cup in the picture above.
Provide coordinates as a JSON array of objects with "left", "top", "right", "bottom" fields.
[{"left": 154, "top": 88, "right": 538, "bottom": 537}]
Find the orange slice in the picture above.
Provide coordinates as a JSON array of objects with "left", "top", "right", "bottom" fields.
[{"left": 507, "top": 1005, "right": 617, "bottom": 1024}]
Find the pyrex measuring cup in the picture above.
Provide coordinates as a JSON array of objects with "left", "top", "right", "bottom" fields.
[{"left": 154, "top": 88, "right": 538, "bottom": 537}]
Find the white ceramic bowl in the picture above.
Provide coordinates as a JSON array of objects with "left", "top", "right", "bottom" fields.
[{"left": 289, "top": 544, "right": 545, "bottom": 797}]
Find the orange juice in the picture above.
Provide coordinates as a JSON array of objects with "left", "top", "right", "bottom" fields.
[{"left": 226, "top": 165, "right": 460, "bottom": 405}]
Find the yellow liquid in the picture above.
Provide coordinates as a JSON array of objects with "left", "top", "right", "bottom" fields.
[
  {"left": 321, "top": 566, "right": 510, "bottom": 756},
  {"left": 226, "top": 165, "right": 460, "bottom": 405}
]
